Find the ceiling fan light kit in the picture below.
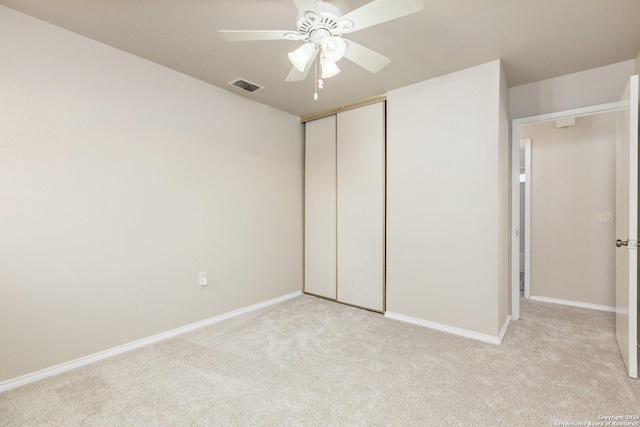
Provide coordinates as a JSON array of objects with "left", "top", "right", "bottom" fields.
[
  {"left": 320, "top": 58, "right": 340, "bottom": 78},
  {"left": 321, "top": 36, "right": 347, "bottom": 62},
  {"left": 219, "top": 0, "right": 424, "bottom": 99},
  {"left": 289, "top": 43, "right": 318, "bottom": 72}
]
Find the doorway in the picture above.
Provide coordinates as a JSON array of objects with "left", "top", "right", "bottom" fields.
[
  {"left": 517, "top": 111, "right": 618, "bottom": 313},
  {"left": 510, "top": 74, "right": 639, "bottom": 379},
  {"left": 510, "top": 101, "right": 620, "bottom": 320}
]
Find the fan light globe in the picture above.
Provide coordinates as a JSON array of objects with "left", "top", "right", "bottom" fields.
[
  {"left": 322, "top": 36, "right": 347, "bottom": 63},
  {"left": 288, "top": 43, "right": 317, "bottom": 72},
  {"left": 321, "top": 58, "right": 340, "bottom": 78}
]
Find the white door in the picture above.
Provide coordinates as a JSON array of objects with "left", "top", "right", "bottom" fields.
[
  {"left": 615, "top": 74, "right": 639, "bottom": 379},
  {"left": 336, "top": 102, "right": 385, "bottom": 312},
  {"left": 304, "top": 116, "right": 337, "bottom": 300}
]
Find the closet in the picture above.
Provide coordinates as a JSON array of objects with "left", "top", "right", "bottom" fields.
[{"left": 304, "top": 102, "right": 385, "bottom": 312}]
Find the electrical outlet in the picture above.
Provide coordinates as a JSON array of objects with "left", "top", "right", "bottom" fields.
[
  {"left": 199, "top": 271, "right": 208, "bottom": 288},
  {"left": 598, "top": 212, "right": 614, "bottom": 223}
]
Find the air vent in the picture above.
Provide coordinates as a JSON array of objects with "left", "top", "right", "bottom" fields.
[{"left": 229, "top": 78, "right": 263, "bottom": 93}]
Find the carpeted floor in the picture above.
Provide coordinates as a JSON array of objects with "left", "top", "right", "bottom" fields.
[{"left": 1, "top": 295, "right": 639, "bottom": 426}]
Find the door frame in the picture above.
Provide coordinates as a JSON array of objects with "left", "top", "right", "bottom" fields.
[
  {"left": 521, "top": 138, "right": 532, "bottom": 300},
  {"left": 510, "top": 102, "right": 621, "bottom": 320}
]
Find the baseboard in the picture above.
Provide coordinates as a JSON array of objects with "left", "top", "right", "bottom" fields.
[
  {"left": 498, "top": 315, "right": 512, "bottom": 344},
  {"left": 384, "top": 312, "right": 505, "bottom": 345},
  {"left": 529, "top": 295, "right": 615, "bottom": 312},
  {"left": 0, "top": 290, "right": 302, "bottom": 393}
]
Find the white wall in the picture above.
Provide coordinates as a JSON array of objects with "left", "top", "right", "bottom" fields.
[
  {"left": 386, "top": 60, "right": 509, "bottom": 338},
  {"left": 509, "top": 60, "right": 635, "bottom": 119},
  {"left": 0, "top": 6, "right": 304, "bottom": 382},
  {"left": 521, "top": 112, "right": 617, "bottom": 307}
]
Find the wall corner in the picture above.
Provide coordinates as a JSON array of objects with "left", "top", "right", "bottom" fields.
[{"left": 498, "top": 60, "right": 511, "bottom": 332}]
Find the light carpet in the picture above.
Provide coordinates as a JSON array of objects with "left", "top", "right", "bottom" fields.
[{"left": 1, "top": 295, "right": 639, "bottom": 426}]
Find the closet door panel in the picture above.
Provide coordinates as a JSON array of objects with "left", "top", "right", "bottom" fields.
[
  {"left": 304, "top": 116, "right": 337, "bottom": 299},
  {"left": 337, "top": 103, "right": 385, "bottom": 311}
]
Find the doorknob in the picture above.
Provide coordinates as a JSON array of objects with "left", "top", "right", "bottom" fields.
[{"left": 617, "top": 239, "right": 629, "bottom": 247}]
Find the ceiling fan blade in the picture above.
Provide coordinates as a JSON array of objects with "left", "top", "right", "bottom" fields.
[
  {"left": 338, "top": 0, "right": 423, "bottom": 33},
  {"left": 291, "top": 0, "right": 321, "bottom": 17},
  {"left": 218, "top": 30, "right": 304, "bottom": 42},
  {"left": 286, "top": 54, "right": 316, "bottom": 82},
  {"left": 343, "top": 40, "right": 390, "bottom": 73}
]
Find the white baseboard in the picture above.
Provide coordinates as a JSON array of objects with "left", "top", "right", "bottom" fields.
[
  {"left": 384, "top": 312, "right": 509, "bottom": 345},
  {"left": 0, "top": 290, "right": 302, "bottom": 393},
  {"left": 529, "top": 295, "right": 615, "bottom": 312},
  {"left": 498, "top": 315, "right": 512, "bottom": 344}
]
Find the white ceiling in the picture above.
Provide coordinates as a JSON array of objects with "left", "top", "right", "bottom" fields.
[{"left": 2, "top": 0, "right": 639, "bottom": 117}]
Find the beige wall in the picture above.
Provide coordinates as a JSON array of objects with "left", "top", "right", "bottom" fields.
[
  {"left": 636, "top": 49, "right": 640, "bottom": 74},
  {"left": 386, "top": 60, "right": 509, "bottom": 338},
  {"left": 521, "top": 112, "right": 617, "bottom": 307},
  {"left": 0, "top": 6, "right": 303, "bottom": 382},
  {"left": 509, "top": 60, "right": 635, "bottom": 119}
]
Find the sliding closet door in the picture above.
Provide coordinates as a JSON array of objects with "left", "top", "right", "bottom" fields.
[
  {"left": 337, "top": 102, "right": 385, "bottom": 311},
  {"left": 304, "top": 116, "right": 337, "bottom": 299}
]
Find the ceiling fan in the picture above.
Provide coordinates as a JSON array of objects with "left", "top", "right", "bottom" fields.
[{"left": 219, "top": 0, "right": 424, "bottom": 87}]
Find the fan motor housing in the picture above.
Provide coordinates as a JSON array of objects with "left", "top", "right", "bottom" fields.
[{"left": 296, "top": 1, "right": 342, "bottom": 36}]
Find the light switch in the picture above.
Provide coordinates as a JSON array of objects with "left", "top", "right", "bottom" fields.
[
  {"left": 199, "top": 271, "right": 208, "bottom": 287},
  {"left": 598, "top": 212, "right": 614, "bottom": 223}
]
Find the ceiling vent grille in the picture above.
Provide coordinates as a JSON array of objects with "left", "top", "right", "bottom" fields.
[{"left": 229, "top": 78, "right": 263, "bottom": 93}]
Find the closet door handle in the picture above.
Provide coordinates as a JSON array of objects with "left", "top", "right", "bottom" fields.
[{"left": 616, "top": 239, "right": 629, "bottom": 247}]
